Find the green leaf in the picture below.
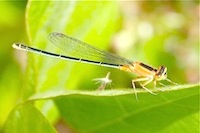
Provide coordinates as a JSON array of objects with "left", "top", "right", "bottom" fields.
[
  {"left": 4, "top": 103, "right": 57, "bottom": 133},
  {"left": 28, "top": 83, "right": 199, "bottom": 133}
]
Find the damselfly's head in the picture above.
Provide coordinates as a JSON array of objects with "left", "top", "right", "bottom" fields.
[
  {"left": 155, "top": 66, "right": 178, "bottom": 85},
  {"left": 155, "top": 66, "right": 167, "bottom": 81}
]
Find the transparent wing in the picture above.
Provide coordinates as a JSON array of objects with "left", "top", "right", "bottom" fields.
[{"left": 48, "top": 32, "right": 133, "bottom": 65}]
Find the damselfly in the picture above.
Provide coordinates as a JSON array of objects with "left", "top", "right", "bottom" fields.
[{"left": 12, "top": 32, "right": 177, "bottom": 100}]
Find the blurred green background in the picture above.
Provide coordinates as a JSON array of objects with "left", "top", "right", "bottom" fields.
[{"left": 0, "top": 1, "right": 199, "bottom": 133}]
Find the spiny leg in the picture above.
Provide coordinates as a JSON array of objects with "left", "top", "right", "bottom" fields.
[
  {"left": 158, "top": 82, "right": 166, "bottom": 87},
  {"left": 132, "top": 77, "right": 153, "bottom": 100},
  {"left": 154, "top": 80, "right": 163, "bottom": 91},
  {"left": 166, "top": 78, "right": 178, "bottom": 85},
  {"left": 131, "top": 80, "right": 138, "bottom": 101},
  {"left": 140, "top": 78, "right": 156, "bottom": 95},
  {"left": 156, "top": 82, "right": 166, "bottom": 92},
  {"left": 132, "top": 82, "right": 138, "bottom": 101},
  {"left": 157, "top": 78, "right": 178, "bottom": 92}
]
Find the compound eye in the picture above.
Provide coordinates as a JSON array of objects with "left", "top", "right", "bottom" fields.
[{"left": 164, "top": 72, "right": 167, "bottom": 75}]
